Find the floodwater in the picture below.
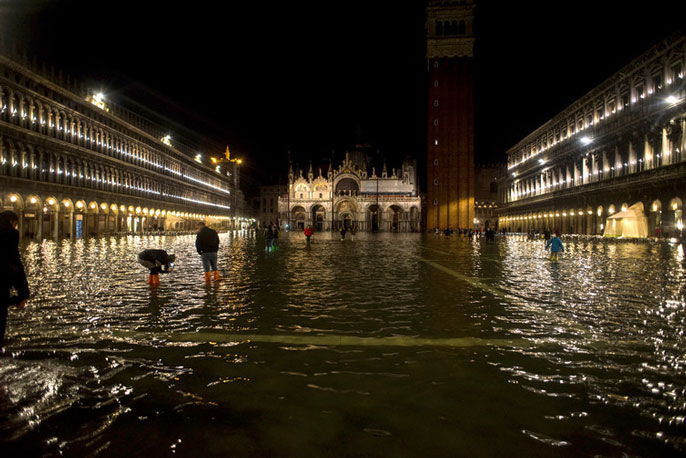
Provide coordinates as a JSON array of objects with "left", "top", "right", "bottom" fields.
[{"left": 1, "top": 231, "right": 685, "bottom": 457}]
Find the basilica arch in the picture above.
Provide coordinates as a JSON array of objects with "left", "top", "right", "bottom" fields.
[
  {"left": 335, "top": 199, "right": 358, "bottom": 229},
  {"left": 310, "top": 204, "right": 326, "bottom": 231},
  {"left": 291, "top": 205, "right": 307, "bottom": 230}
]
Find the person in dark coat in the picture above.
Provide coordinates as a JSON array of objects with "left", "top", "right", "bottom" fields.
[
  {"left": 196, "top": 222, "right": 220, "bottom": 282},
  {"left": 137, "top": 249, "right": 175, "bottom": 286},
  {"left": 264, "top": 222, "right": 274, "bottom": 252},
  {"left": 0, "top": 211, "right": 30, "bottom": 349}
]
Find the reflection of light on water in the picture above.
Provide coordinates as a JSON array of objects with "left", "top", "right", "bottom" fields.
[{"left": 4, "top": 233, "right": 686, "bottom": 455}]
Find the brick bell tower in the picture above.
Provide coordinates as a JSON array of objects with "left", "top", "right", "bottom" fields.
[{"left": 426, "top": 0, "right": 475, "bottom": 231}]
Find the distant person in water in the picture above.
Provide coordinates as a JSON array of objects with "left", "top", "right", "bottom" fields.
[
  {"left": 545, "top": 231, "right": 564, "bottom": 261},
  {"left": 264, "top": 222, "right": 274, "bottom": 251},
  {"left": 304, "top": 225, "right": 313, "bottom": 244},
  {"left": 340, "top": 227, "right": 347, "bottom": 241},
  {"left": 137, "top": 249, "right": 175, "bottom": 286},
  {"left": 350, "top": 226, "right": 356, "bottom": 241},
  {"left": 0, "top": 211, "right": 30, "bottom": 350}
]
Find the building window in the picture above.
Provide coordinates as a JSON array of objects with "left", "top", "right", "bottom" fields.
[
  {"left": 433, "top": 61, "right": 439, "bottom": 69},
  {"left": 433, "top": 199, "right": 438, "bottom": 205},
  {"left": 436, "top": 21, "right": 443, "bottom": 36},
  {"left": 433, "top": 159, "right": 439, "bottom": 166},
  {"left": 654, "top": 74, "right": 663, "bottom": 90},
  {"left": 319, "top": 193, "right": 322, "bottom": 198},
  {"left": 434, "top": 80, "right": 439, "bottom": 87},
  {"left": 433, "top": 179, "right": 439, "bottom": 185},
  {"left": 433, "top": 119, "right": 439, "bottom": 126},
  {"left": 622, "top": 94, "right": 629, "bottom": 106},
  {"left": 300, "top": 193, "right": 303, "bottom": 199},
  {"left": 433, "top": 100, "right": 439, "bottom": 107}
]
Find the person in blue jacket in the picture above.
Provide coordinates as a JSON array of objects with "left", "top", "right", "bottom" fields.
[{"left": 545, "top": 230, "right": 564, "bottom": 261}]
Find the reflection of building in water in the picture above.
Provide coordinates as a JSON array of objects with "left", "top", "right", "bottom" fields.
[
  {"left": 280, "top": 148, "right": 421, "bottom": 232},
  {"left": 499, "top": 31, "right": 686, "bottom": 238}
]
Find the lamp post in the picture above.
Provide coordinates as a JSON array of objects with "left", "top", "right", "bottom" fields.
[{"left": 211, "top": 146, "right": 242, "bottom": 229}]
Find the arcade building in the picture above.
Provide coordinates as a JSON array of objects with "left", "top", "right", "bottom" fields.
[{"left": 499, "top": 31, "right": 686, "bottom": 238}]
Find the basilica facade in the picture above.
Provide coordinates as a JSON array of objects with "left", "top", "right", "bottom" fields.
[{"left": 279, "top": 150, "right": 421, "bottom": 232}]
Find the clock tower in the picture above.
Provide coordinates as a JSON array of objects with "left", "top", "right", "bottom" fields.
[{"left": 426, "top": 0, "right": 475, "bottom": 230}]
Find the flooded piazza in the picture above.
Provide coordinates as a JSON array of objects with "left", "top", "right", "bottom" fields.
[{"left": 1, "top": 231, "right": 685, "bottom": 457}]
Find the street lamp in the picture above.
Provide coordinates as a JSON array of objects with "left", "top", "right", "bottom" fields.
[{"left": 211, "top": 146, "right": 242, "bottom": 224}]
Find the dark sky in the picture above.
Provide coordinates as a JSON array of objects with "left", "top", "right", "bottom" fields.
[{"left": 2, "top": 1, "right": 685, "bottom": 192}]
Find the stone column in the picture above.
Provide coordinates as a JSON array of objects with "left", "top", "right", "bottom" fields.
[
  {"left": 52, "top": 209, "right": 59, "bottom": 240},
  {"left": 69, "top": 212, "right": 74, "bottom": 239},
  {"left": 37, "top": 210, "right": 43, "bottom": 240},
  {"left": 18, "top": 210, "right": 24, "bottom": 242}
]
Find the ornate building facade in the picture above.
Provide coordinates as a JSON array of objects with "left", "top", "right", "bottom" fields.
[
  {"left": 279, "top": 149, "right": 421, "bottom": 232},
  {"left": 0, "top": 50, "right": 250, "bottom": 240},
  {"left": 426, "top": 0, "right": 475, "bottom": 231},
  {"left": 499, "top": 32, "right": 686, "bottom": 238}
]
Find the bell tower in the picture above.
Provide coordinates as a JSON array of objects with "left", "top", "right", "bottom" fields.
[{"left": 426, "top": 0, "right": 475, "bottom": 230}]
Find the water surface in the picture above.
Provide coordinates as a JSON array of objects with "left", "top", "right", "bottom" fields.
[{"left": 1, "top": 232, "right": 685, "bottom": 456}]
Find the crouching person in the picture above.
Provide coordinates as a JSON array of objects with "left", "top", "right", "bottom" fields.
[{"left": 137, "top": 249, "right": 175, "bottom": 286}]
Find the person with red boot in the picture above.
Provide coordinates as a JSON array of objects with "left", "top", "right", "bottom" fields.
[
  {"left": 137, "top": 249, "right": 175, "bottom": 286},
  {"left": 196, "top": 222, "right": 220, "bottom": 283}
]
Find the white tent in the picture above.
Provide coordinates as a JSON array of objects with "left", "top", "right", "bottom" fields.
[{"left": 604, "top": 202, "right": 649, "bottom": 238}]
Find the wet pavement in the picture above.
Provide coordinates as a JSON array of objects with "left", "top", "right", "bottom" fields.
[{"left": 1, "top": 231, "right": 685, "bottom": 457}]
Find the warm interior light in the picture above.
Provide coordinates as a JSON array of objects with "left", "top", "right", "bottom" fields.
[{"left": 10, "top": 195, "right": 17, "bottom": 202}]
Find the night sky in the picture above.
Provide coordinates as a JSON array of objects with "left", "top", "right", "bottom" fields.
[{"left": 2, "top": 1, "right": 685, "bottom": 192}]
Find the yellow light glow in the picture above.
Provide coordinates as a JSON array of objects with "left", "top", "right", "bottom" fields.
[
  {"left": 30, "top": 197, "right": 37, "bottom": 204},
  {"left": 63, "top": 201, "right": 70, "bottom": 207},
  {"left": 10, "top": 195, "right": 17, "bottom": 202},
  {"left": 48, "top": 198, "right": 55, "bottom": 205},
  {"left": 76, "top": 201, "right": 84, "bottom": 208}
]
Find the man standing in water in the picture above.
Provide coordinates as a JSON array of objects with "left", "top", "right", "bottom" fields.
[
  {"left": 0, "top": 211, "right": 30, "bottom": 351},
  {"left": 196, "top": 222, "right": 220, "bottom": 283}
]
